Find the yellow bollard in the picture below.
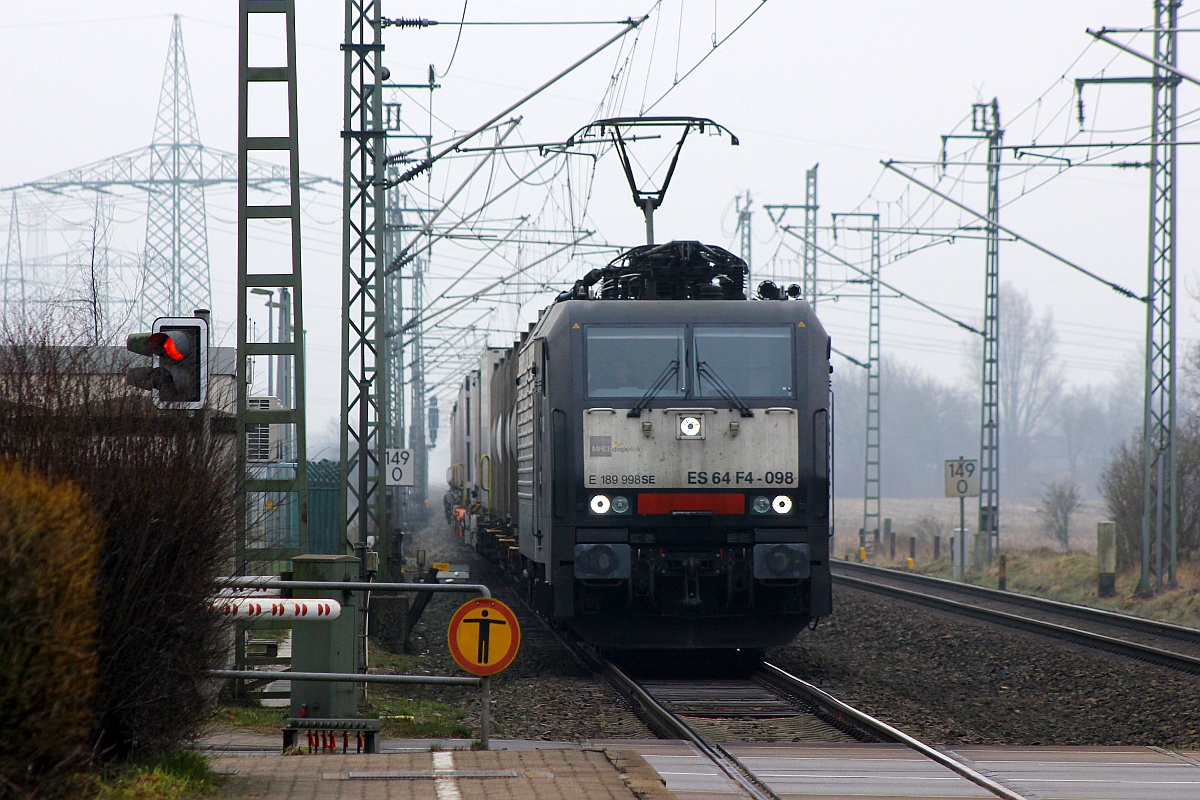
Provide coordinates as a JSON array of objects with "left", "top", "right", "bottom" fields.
[
  {"left": 906, "top": 557, "right": 914, "bottom": 570},
  {"left": 858, "top": 546, "right": 867, "bottom": 562}
]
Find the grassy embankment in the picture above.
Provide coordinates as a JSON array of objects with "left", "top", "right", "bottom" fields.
[{"left": 91, "top": 750, "right": 221, "bottom": 800}]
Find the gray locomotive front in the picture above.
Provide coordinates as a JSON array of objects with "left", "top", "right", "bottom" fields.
[{"left": 510, "top": 298, "right": 832, "bottom": 649}]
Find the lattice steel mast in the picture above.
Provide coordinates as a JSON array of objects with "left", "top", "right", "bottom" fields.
[
  {"left": 339, "top": 0, "right": 389, "bottom": 565},
  {"left": 834, "top": 213, "right": 881, "bottom": 541},
  {"left": 1141, "top": 0, "right": 1180, "bottom": 592},
  {"left": 804, "top": 165, "right": 819, "bottom": 308},
  {"left": 977, "top": 100, "right": 1002, "bottom": 562},
  {"left": 237, "top": 0, "right": 308, "bottom": 572},
  {"left": 736, "top": 191, "right": 752, "bottom": 285},
  {"left": 1078, "top": 2, "right": 1182, "bottom": 593},
  {"left": 142, "top": 15, "right": 211, "bottom": 328},
  {"left": 410, "top": 255, "right": 429, "bottom": 502}
]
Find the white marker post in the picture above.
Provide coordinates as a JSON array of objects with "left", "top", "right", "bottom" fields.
[{"left": 944, "top": 457, "right": 980, "bottom": 581}]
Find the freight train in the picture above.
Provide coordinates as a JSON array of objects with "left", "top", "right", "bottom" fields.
[{"left": 446, "top": 240, "right": 832, "bottom": 650}]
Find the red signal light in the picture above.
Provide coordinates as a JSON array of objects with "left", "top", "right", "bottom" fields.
[
  {"left": 146, "top": 331, "right": 187, "bottom": 361},
  {"left": 161, "top": 336, "right": 185, "bottom": 361}
]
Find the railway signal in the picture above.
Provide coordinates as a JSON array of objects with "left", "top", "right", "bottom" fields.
[{"left": 125, "top": 315, "right": 209, "bottom": 409}]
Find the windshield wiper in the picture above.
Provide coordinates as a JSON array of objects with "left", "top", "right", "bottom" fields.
[
  {"left": 696, "top": 361, "right": 754, "bottom": 417},
  {"left": 627, "top": 359, "right": 679, "bottom": 418}
]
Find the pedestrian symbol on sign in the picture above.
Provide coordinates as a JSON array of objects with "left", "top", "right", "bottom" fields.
[
  {"left": 447, "top": 598, "right": 521, "bottom": 676},
  {"left": 464, "top": 609, "right": 506, "bottom": 664}
]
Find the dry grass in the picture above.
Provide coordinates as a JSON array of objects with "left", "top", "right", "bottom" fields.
[
  {"left": 839, "top": 499, "right": 1200, "bottom": 628},
  {"left": 834, "top": 496, "right": 1108, "bottom": 556}
]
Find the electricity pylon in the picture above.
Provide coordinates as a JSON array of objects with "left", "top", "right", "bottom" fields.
[
  {"left": 142, "top": 15, "right": 211, "bottom": 327},
  {"left": 1, "top": 15, "right": 335, "bottom": 329}
]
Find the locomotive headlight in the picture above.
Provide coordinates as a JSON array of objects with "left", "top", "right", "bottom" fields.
[
  {"left": 772, "top": 495, "right": 793, "bottom": 514},
  {"left": 589, "top": 494, "right": 611, "bottom": 514},
  {"left": 678, "top": 414, "right": 704, "bottom": 439},
  {"left": 611, "top": 495, "right": 631, "bottom": 514},
  {"left": 751, "top": 496, "right": 771, "bottom": 514}
]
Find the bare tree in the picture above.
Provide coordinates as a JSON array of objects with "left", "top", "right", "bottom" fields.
[
  {"left": 1058, "top": 386, "right": 1107, "bottom": 480},
  {"left": 967, "top": 283, "right": 1064, "bottom": 495},
  {"left": 1038, "top": 477, "right": 1081, "bottom": 549},
  {"left": 1001, "top": 283, "right": 1062, "bottom": 464}
]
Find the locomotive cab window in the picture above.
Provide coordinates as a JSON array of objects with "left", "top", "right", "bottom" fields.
[
  {"left": 586, "top": 325, "right": 686, "bottom": 398},
  {"left": 694, "top": 325, "right": 794, "bottom": 398}
]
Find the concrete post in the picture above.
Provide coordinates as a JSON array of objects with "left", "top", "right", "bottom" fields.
[
  {"left": 952, "top": 528, "right": 967, "bottom": 581},
  {"left": 971, "top": 532, "right": 988, "bottom": 574},
  {"left": 934, "top": 535, "right": 941, "bottom": 560},
  {"left": 885, "top": 518, "right": 894, "bottom": 559},
  {"left": 1097, "top": 521, "right": 1117, "bottom": 598}
]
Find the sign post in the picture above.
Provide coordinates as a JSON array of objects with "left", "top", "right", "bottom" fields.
[
  {"left": 945, "top": 457, "right": 980, "bottom": 581},
  {"left": 447, "top": 598, "right": 521, "bottom": 749}
]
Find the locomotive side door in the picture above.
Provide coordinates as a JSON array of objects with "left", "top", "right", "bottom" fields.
[
  {"left": 516, "top": 338, "right": 547, "bottom": 565},
  {"left": 532, "top": 338, "right": 551, "bottom": 566}
]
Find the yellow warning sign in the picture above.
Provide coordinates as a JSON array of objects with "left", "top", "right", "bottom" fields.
[
  {"left": 447, "top": 598, "right": 521, "bottom": 676},
  {"left": 432, "top": 562, "right": 451, "bottom": 572}
]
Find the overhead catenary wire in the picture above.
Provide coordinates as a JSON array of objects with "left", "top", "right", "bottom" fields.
[
  {"left": 391, "top": 16, "right": 646, "bottom": 186},
  {"left": 778, "top": 225, "right": 981, "bottom": 336},
  {"left": 882, "top": 160, "right": 1144, "bottom": 302}
]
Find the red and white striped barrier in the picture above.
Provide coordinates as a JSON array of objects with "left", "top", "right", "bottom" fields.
[{"left": 210, "top": 598, "right": 341, "bottom": 620}]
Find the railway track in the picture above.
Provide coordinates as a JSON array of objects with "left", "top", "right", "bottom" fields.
[
  {"left": 832, "top": 560, "right": 1200, "bottom": 673},
  {"left": 577, "top": 644, "right": 1030, "bottom": 800}
]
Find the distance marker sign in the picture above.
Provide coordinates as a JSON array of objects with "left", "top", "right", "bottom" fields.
[
  {"left": 447, "top": 598, "right": 521, "bottom": 676},
  {"left": 384, "top": 448, "right": 414, "bottom": 486},
  {"left": 944, "top": 458, "right": 980, "bottom": 498}
]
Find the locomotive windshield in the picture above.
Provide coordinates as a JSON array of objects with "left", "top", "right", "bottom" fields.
[
  {"left": 586, "top": 325, "right": 686, "bottom": 398},
  {"left": 694, "top": 325, "right": 794, "bottom": 398}
]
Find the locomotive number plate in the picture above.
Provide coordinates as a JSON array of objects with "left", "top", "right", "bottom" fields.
[
  {"left": 583, "top": 408, "right": 799, "bottom": 489},
  {"left": 588, "top": 473, "right": 658, "bottom": 486},
  {"left": 686, "top": 470, "right": 796, "bottom": 486}
]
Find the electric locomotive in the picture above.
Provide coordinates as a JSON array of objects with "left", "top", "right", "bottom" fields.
[{"left": 448, "top": 240, "right": 832, "bottom": 650}]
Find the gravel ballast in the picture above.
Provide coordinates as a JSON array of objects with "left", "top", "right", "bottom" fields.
[
  {"left": 398, "top": 500, "right": 1200, "bottom": 747},
  {"left": 767, "top": 586, "right": 1200, "bottom": 748}
]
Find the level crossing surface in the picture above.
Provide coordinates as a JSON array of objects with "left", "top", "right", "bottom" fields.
[
  {"left": 201, "top": 730, "right": 1200, "bottom": 799},
  {"left": 624, "top": 741, "right": 1200, "bottom": 800}
]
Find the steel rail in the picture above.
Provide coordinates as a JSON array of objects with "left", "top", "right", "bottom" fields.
[
  {"left": 582, "top": 649, "right": 783, "bottom": 800},
  {"left": 831, "top": 564, "right": 1200, "bottom": 674},
  {"left": 760, "top": 663, "right": 1034, "bottom": 800},
  {"left": 834, "top": 561, "right": 1200, "bottom": 643}
]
